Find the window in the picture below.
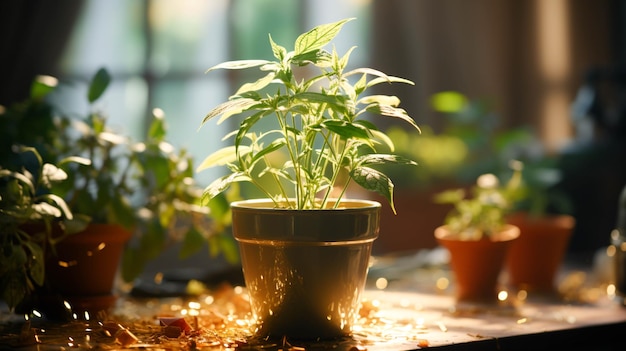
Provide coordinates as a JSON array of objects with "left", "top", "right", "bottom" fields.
[{"left": 56, "top": 0, "right": 372, "bottom": 185}]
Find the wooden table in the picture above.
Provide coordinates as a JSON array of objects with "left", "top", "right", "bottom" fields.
[{"left": 1, "top": 253, "right": 625, "bottom": 350}]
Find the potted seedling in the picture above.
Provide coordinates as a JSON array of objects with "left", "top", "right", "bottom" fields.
[
  {"left": 198, "top": 18, "right": 420, "bottom": 340},
  {"left": 433, "top": 161, "right": 524, "bottom": 303}
]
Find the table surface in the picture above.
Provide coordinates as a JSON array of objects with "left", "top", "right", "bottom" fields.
[{"left": 1, "top": 249, "right": 625, "bottom": 351}]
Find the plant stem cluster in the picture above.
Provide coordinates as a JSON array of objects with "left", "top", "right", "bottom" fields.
[{"left": 199, "top": 18, "right": 420, "bottom": 211}]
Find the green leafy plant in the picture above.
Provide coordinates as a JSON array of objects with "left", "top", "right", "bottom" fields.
[
  {"left": 434, "top": 160, "right": 525, "bottom": 240},
  {"left": 0, "top": 147, "right": 77, "bottom": 310},
  {"left": 0, "top": 69, "right": 237, "bottom": 285},
  {"left": 510, "top": 155, "right": 573, "bottom": 219},
  {"left": 197, "top": 18, "right": 420, "bottom": 212},
  {"left": 430, "top": 91, "right": 535, "bottom": 183}
]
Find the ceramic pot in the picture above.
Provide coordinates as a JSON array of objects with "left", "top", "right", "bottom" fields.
[
  {"left": 44, "top": 223, "right": 132, "bottom": 316},
  {"left": 505, "top": 212, "right": 575, "bottom": 293},
  {"left": 231, "top": 199, "right": 380, "bottom": 340},
  {"left": 435, "top": 224, "right": 520, "bottom": 303}
]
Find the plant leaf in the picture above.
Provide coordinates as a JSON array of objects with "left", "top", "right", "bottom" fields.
[
  {"left": 201, "top": 98, "right": 259, "bottom": 126},
  {"left": 203, "top": 172, "right": 251, "bottom": 202},
  {"left": 0, "top": 271, "right": 28, "bottom": 310},
  {"left": 431, "top": 91, "right": 468, "bottom": 113},
  {"left": 351, "top": 166, "right": 395, "bottom": 214},
  {"left": 358, "top": 154, "right": 418, "bottom": 167},
  {"left": 30, "top": 75, "right": 57, "bottom": 100},
  {"left": 249, "top": 138, "right": 287, "bottom": 168},
  {"left": 206, "top": 60, "right": 271, "bottom": 72},
  {"left": 196, "top": 146, "right": 252, "bottom": 172},
  {"left": 365, "top": 75, "right": 415, "bottom": 89},
  {"left": 148, "top": 112, "right": 168, "bottom": 140},
  {"left": 23, "top": 241, "right": 45, "bottom": 286},
  {"left": 321, "top": 120, "right": 369, "bottom": 139},
  {"left": 46, "top": 194, "right": 74, "bottom": 219},
  {"left": 358, "top": 95, "right": 401, "bottom": 107},
  {"left": 87, "top": 67, "right": 111, "bottom": 103},
  {"left": 365, "top": 104, "right": 421, "bottom": 132},
  {"left": 295, "top": 91, "right": 347, "bottom": 110},
  {"left": 235, "top": 72, "right": 276, "bottom": 95},
  {"left": 269, "top": 35, "right": 287, "bottom": 61},
  {"left": 294, "top": 18, "right": 354, "bottom": 56}
]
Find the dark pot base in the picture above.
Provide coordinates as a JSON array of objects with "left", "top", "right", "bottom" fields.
[{"left": 15, "top": 292, "right": 117, "bottom": 321}]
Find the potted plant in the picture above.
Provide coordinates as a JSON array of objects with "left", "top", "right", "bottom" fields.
[
  {"left": 0, "top": 147, "right": 79, "bottom": 312},
  {"left": 197, "top": 18, "right": 420, "bottom": 340},
  {"left": 1, "top": 69, "right": 236, "bottom": 318},
  {"left": 368, "top": 91, "right": 534, "bottom": 254},
  {"left": 433, "top": 161, "right": 524, "bottom": 303},
  {"left": 504, "top": 157, "right": 575, "bottom": 294}
]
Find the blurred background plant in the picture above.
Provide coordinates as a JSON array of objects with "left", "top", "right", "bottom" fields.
[
  {"left": 433, "top": 161, "right": 525, "bottom": 241},
  {"left": 0, "top": 68, "right": 239, "bottom": 287},
  {"left": 0, "top": 147, "right": 79, "bottom": 310},
  {"left": 377, "top": 91, "right": 535, "bottom": 190}
]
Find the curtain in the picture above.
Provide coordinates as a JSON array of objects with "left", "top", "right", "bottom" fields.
[
  {"left": 370, "top": 0, "right": 614, "bottom": 140},
  {"left": 0, "top": 0, "right": 84, "bottom": 106},
  {"left": 370, "top": 0, "right": 623, "bottom": 256}
]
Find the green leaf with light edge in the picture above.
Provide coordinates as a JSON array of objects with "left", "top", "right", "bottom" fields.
[
  {"left": 295, "top": 18, "right": 354, "bottom": 55},
  {"left": 196, "top": 146, "right": 251, "bottom": 172},
  {"left": 203, "top": 172, "right": 251, "bottom": 203},
  {"left": 351, "top": 166, "right": 395, "bottom": 214},
  {"left": 206, "top": 60, "right": 272, "bottom": 72},
  {"left": 30, "top": 75, "right": 57, "bottom": 100},
  {"left": 235, "top": 72, "right": 276, "bottom": 96},
  {"left": 201, "top": 98, "right": 259, "bottom": 126}
]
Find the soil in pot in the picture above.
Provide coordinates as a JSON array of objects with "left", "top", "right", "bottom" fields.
[{"left": 435, "top": 224, "right": 520, "bottom": 303}]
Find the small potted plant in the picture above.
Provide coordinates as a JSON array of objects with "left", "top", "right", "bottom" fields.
[
  {"left": 433, "top": 161, "right": 524, "bottom": 303},
  {"left": 0, "top": 147, "right": 78, "bottom": 311},
  {"left": 504, "top": 158, "right": 575, "bottom": 294},
  {"left": 198, "top": 18, "right": 420, "bottom": 340}
]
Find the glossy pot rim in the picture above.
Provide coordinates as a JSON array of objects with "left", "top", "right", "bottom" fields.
[{"left": 230, "top": 198, "right": 382, "bottom": 212}]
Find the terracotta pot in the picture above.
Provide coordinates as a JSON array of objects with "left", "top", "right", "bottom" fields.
[
  {"left": 231, "top": 199, "right": 380, "bottom": 340},
  {"left": 435, "top": 224, "right": 520, "bottom": 303},
  {"left": 505, "top": 212, "right": 575, "bottom": 293},
  {"left": 45, "top": 223, "right": 132, "bottom": 315}
]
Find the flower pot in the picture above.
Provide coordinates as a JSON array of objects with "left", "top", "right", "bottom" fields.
[
  {"left": 435, "top": 224, "right": 520, "bottom": 303},
  {"left": 32, "top": 223, "right": 131, "bottom": 319},
  {"left": 505, "top": 212, "right": 575, "bottom": 293},
  {"left": 231, "top": 199, "right": 380, "bottom": 340}
]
